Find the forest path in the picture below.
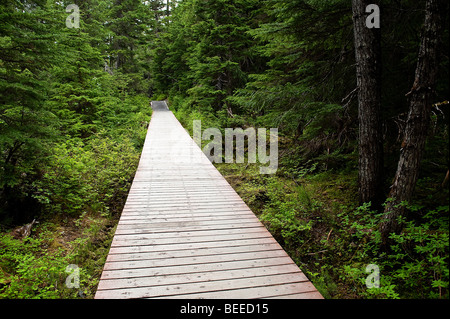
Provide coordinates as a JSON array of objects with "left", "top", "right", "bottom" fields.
[{"left": 94, "top": 101, "right": 323, "bottom": 299}]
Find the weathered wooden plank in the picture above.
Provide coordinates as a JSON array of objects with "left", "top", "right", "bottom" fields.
[
  {"left": 114, "top": 221, "right": 264, "bottom": 235},
  {"left": 95, "top": 273, "right": 310, "bottom": 299},
  {"left": 118, "top": 214, "right": 256, "bottom": 224},
  {"left": 121, "top": 211, "right": 258, "bottom": 222},
  {"left": 121, "top": 206, "right": 249, "bottom": 212},
  {"left": 99, "top": 257, "right": 296, "bottom": 280},
  {"left": 112, "top": 225, "right": 267, "bottom": 240},
  {"left": 121, "top": 207, "right": 252, "bottom": 215},
  {"left": 126, "top": 191, "right": 238, "bottom": 198},
  {"left": 125, "top": 196, "right": 239, "bottom": 202},
  {"left": 121, "top": 200, "right": 248, "bottom": 207},
  {"left": 152, "top": 283, "right": 322, "bottom": 299},
  {"left": 107, "top": 237, "right": 281, "bottom": 255},
  {"left": 103, "top": 250, "right": 290, "bottom": 271},
  {"left": 106, "top": 242, "right": 282, "bottom": 262},
  {"left": 117, "top": 216, "right": 259, "bottom": 225},
  {"left": 125, "top": 196, "right": 243, "bottom": 203},
  {"left": 97, "top": 264, "right": 303, "bottom": 291},
  {"left": 110, "top": 229, "right": 272, "bottom": 247},
  {"left": 118, "top": 217, "right": 253, "bottom": 225},
  {"left": 129, "top": 181, "right": 233, "bottom": 186}
]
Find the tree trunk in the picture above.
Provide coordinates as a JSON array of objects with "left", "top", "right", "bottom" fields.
[
  {"left": 352, "top": 0, "right": 384, "bottom": 209},
  {"left": 380, "top": 0, "right": 444, "bottom": 246}
]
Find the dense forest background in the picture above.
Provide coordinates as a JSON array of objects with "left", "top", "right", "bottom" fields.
[{"left": 0, "top": 0, "right": 448, "bottom": 299}]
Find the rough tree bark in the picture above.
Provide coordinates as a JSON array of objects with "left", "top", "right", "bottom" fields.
[
  {"left": 380, "top": 0, "right": 444, "bottom": 246},
  {"left": 352, "top": 0, "right": 384, "bottom": 209}
]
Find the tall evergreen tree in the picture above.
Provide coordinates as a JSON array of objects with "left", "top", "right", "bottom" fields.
[
  {"left": 231, "top": 0, "right": 355, "bottom": 167},
  {"left": 0, "top": 0, "right": 61, "bottom": 220},
  {"left": 186, "top": 0, "right": 260, "bottom": 114},
  {"left": 108, "top": 0, "right": 155, "bottom": 78},
  {"left": 150, "top": 0, "right": 262, "bottom": 114}
]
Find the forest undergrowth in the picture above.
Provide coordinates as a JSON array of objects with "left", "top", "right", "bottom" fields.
[{"left": 215, "top": 142, "right": 449, "bottom": 299}]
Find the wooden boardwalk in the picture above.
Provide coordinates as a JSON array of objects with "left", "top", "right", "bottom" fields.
[{"left": 95, "top": 101, "right": 323, "bottom": 299}]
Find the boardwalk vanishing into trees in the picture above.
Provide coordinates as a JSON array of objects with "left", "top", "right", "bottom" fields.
[{"left": 94, "top": 101, "right": 322, "bottom": 299}]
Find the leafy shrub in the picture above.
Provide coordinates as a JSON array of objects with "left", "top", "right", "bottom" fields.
[
  {"left": 259, "top": 178, "right": 316, "bottom": 250},
  {"left": 32, "top": 133, "right": 140, "bottom": 217},
  {"left": 0, "top": 231, "right": 70, "bottom": 298},
  {"left": 335, "top": 203, "right": 449, "bottom": 299}
]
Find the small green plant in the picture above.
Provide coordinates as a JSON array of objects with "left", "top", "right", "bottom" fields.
[{"left": 259, "top": 178, "right": 316, "bottom": 250}]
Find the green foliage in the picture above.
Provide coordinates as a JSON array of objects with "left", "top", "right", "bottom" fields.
[
  {"left": 332, "top": 202, "right": 449, "bottom": 299},
  {"left": 260, "top": 178, "right": 315, "bottom": 248},
  {"left": 386, "top": 206, "right": 449, "bottom": 298},
  {"left": 1, "top": 0, "right": 153, "bottom": 223},
  {"left": 0, "top": 0, "right": 60, "bottom": 191},
  {"left": 31, "top": 133, "right": 141, "bottom": 217},
  {"left": 0, "top": 233, "right": 69, "bottom": 299},
  {"left": 231, "top": 0, "right": 354, "bottom": 128},
  {"left": 172, "top": 99, "right": 221, "bottom": 136},
  {"left": 150, "top": 0, "right": 263, "bottom": 114},
  {"left": 0, "top": 216, "right": 114, "bottom": 299}
]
